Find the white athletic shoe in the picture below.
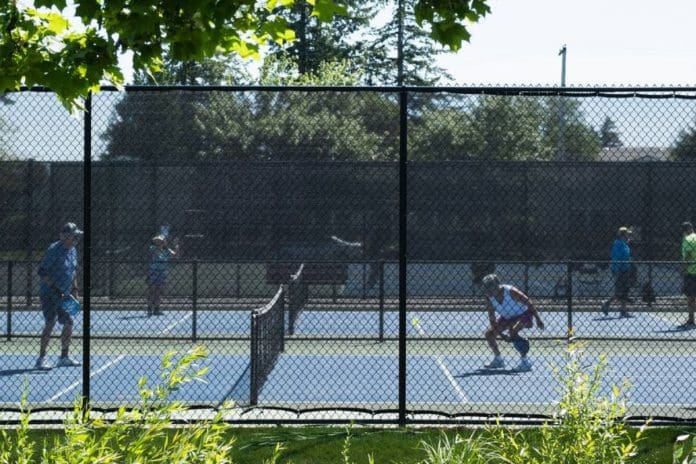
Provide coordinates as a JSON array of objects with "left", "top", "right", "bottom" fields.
[
  {"left": 516, "top": 358, "right": 532, "bottom": 372},
  {"left": 35, "top": 356, "right": 52, "bottom": 370},
  {"left": 484, "top": 357, "right": 505, "bottom": 369},
  {"left": 56, "top": 356, "right": 81, "bottom": 367}
]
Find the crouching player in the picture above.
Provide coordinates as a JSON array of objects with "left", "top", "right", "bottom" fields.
[{"left": 481, "top": 274, "right": 544, "bottom": 371}]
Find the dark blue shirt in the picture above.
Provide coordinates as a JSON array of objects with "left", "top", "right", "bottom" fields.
[
  {"left": 38, "top": 241, "right": 78, "bottom": 296},
  {"left": 610, "top": 239, "right": 631, "bottom": 273}
]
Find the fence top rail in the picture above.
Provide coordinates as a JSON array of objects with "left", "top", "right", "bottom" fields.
[
  {"left": 2, "top": 159, "right": 693, "bottom": 168},
  {"left": 14, "top": 85, "right": 696, "bottom": 96},
  {"left": 0, "top": 258, "right": 687, "bottom": 266}
]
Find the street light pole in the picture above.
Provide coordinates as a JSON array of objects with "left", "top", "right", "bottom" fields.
[
  {"left": 557, "top": 45, "right": 567, "bottom": 161},
  {"left": 559, "top": 45, "right": 567, "bottom": 86}
]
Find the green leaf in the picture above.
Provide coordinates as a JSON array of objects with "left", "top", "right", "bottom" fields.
[
  {"left": 44, "top": 11, "right": 70, "bottom": 34},
  {"left": 75, "top": 0, "right": 101, "bottom": 23},
  {"left": 267, "top": 0, "right": 294, "bottom": 10},
  {"left": 35, "top": 0, "right": 67, "bottom": 9},
  {"left": 309, "top": 0, "right": 347, "bottom": 22},
  {"left": 430, "top": 21, "right": 470, "bottom": 51}
]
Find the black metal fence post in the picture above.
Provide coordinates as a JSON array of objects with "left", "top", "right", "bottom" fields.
[
  {"left": 6, "top": 261, "right": 12, "bottom": 341},
  {"left": 108, "top": 161, "right": 115, "bottom": 299},
  {"left": 25, "top": 159, "right": 34, "bottom": 309},
  {"left": 82, "top": 92, "right": 92, "bottom": 415},
  {"left": 192, "top": 259, "right": 198, "bottom": 342},
  {"left": 566, "top": 261, "right": 573, "bottom": 341},
  {"left": 398, "top": 88, "right": 408, "bottom": 426},
  {"left": 378, "top": 260, "right": 385, "bottom": 342}
]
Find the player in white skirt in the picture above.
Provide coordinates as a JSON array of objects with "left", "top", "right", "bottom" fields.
[{"left": 481, "top": 274, "right": 544, "bottom": 371}]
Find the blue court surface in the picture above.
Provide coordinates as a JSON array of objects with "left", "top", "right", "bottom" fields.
[
  {"left": 3, "top": 302, "right": 693, "bottom": 414},
  {"left": 2, "top": 305, "right": 694, "bottom": 339},
  {"left": 2, "top": 351, "right": 695, "bottom": 411}
]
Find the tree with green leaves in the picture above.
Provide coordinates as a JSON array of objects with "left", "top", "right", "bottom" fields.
[
  {"left": 195, "top": 57, "right": 399, "bottom": 161},
  {"left": 409, "top": 95, "right": 601, "bottom": 161},
  {"left": 363, "top": 0, "right": 463, "bottom": 86},
  {"left": 672, "top": 127, "right": 696, "bottom": 161},
  {"left": 3, "top": 0, "right": 492, "bottom": 113},
  {"left": 265, "top": 1, "right": 377, "bottom": 77},
  {"left": 0, "top": 96, "right": 14, "bottom": 160},
  {"left": 102, "top": 53, "right": 252, "bottom": 161},
  {"left": 599, "top": 116, "right": 622, "bottom": 148}
]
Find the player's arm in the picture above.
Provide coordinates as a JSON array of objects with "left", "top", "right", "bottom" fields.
[
  {"left": 71, "top": 274, "right": 79, "bottom": 299},
  {"left": 168, "top": 237, "right": 180, "bottom": 257},
  {"left": 510, "top": 287, "right": 544, "bottom": 329},
  {"left": 330, "top": 235, "right": 363, "bottom": 248}
]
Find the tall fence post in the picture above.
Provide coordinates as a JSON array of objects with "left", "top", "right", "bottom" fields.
[
  {"left": 523, "top": 164, "right": 530, "bottom": 293},
  {"left": 566, "top": 261, "right": 573, "bottom": 341},
  {"left": 108, "top": 161, "right": 116, "bottom": 299},
  {"left": 378, "top": 260, "right": 385, "bottom": 342},
  {"left": 25, "top": 159, "right": 34, "bottom": 309},
  {"left": 6, "top": 261, "right": 13, "bottom": 341},
  {"left": 82, "top": 92, "right": 92, "bottom": 415},
  {"left": 398, "top": 88, "right": 408, "bottom": 426},
  {"left": 192, "top": 260, "right": 198, "bottom": 342}
]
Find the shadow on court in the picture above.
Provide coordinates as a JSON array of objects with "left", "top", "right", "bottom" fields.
[
  {"left": 455, "top": 368, "right": 525, "bottom": 378},
  {"left": 0, "top": 368, "right": 49, "bottom": 377}
]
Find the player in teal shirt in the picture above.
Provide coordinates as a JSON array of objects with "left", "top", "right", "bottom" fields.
[
  {"left": 35, "top": 223, "right": 83, "bottom": 370},
  {"left": 601, "top": 226, "right": 633, "bottom": 318},
  {"left": 146, "top": 234, "right": 180, "bottom": 316}
]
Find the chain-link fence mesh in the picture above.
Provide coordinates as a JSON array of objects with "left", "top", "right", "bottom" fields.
[{"left": 2, "top": 87, "right": 696, "bottom": 423}]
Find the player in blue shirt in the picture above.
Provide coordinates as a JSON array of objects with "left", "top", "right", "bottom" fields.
[
  {"left": 146, "top": 234, "right": 180, "bottom": 316},
  {"left": 601, "top": 226, "right": 633, "bottom": 318},
  {"left": 35, "top": 223, "right": 83, "bottom": 370}
]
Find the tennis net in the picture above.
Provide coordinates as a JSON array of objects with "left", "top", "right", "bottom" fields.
[
  {"left": 250, "top": 285, "right": 285, "bottom": 405},
  {"left": 287, "top": 263, "right": 308, "bottom": 335}
]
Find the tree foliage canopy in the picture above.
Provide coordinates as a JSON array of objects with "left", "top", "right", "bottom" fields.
[
  {"left": 672, "top": 127, "right": 696, "bottom": 161},
  {"left": 2, "top": 0, "right": 491, "bottom": 112}
]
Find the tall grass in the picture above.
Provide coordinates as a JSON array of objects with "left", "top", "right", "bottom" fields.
[
  {"left": 0, "top": 346, "right": 280, "bottom": 464},
  {"left": 419, "top": 343, "right": 649, "bottom": 464},
  {"left": 0, "top": 343, "right": 656, "bottom": 463}
]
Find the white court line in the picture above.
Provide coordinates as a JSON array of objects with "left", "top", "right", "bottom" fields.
[
  {"left": 48, "top": 312, "right": 193, "bottom": 403},
  {"left": 411, "top": 321, "right": 468, "bottom": 403}
]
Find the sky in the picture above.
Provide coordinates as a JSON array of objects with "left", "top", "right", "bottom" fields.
[
  {"left": 434, "top": 0, "right": 696, "bottom": 86},
  {"left": 5, "top": 0, "right": 696, "bottom": 161},
  {"left": 112, "top": 0, "right": 696, "bottom": 86}
]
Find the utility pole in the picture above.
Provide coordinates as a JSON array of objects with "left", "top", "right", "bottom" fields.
[{"left": 557, "top": 45, "right": 567, "bottom": 161}]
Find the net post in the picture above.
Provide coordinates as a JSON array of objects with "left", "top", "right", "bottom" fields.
[
  {"left": 378, "top": 260, "right": 385, "bottom": 342},
  {"left": 566, "top": 260, "right": 573, "bottom": 341},
  {"left": 192, "top": 259, "right": 198, "bottom": 342},
  {"left": 6, "top": 261, "right": 13, "bottom": 341}
]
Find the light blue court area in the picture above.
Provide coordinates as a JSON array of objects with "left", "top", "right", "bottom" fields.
[
  {"left": 3, "top": 306, "right": 695, "bottom": 339},
  {"left": 2, "top": 352, "right": 695, "bottom": 412},
  {"left": 292, "top": 309, "right": 693, "bottom": 339},
  {"left": 0, "top": 354, "right": 250, "bottom": 406}
]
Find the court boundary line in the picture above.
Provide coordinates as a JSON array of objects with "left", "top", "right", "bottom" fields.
[
  {"left": 410, "top": 322, "right": 468, "bottom": 403},
  {"left": 47, "top": 312, "right": 193, "bottom": 402}
]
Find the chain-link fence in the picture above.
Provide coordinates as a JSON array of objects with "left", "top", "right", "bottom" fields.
[{"left": 2, "top": 86, "right": 696, "bottom": 424}]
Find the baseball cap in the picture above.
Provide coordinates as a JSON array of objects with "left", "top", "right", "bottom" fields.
[
  {"left": 152, "top": 234, "right": 166, "bottom": 243},
  {"left": 618, "top": 226, "right": 632, "bottom": 236},
  {"left": 60, "top": 222, "right": 83, "bottom": 237}
]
